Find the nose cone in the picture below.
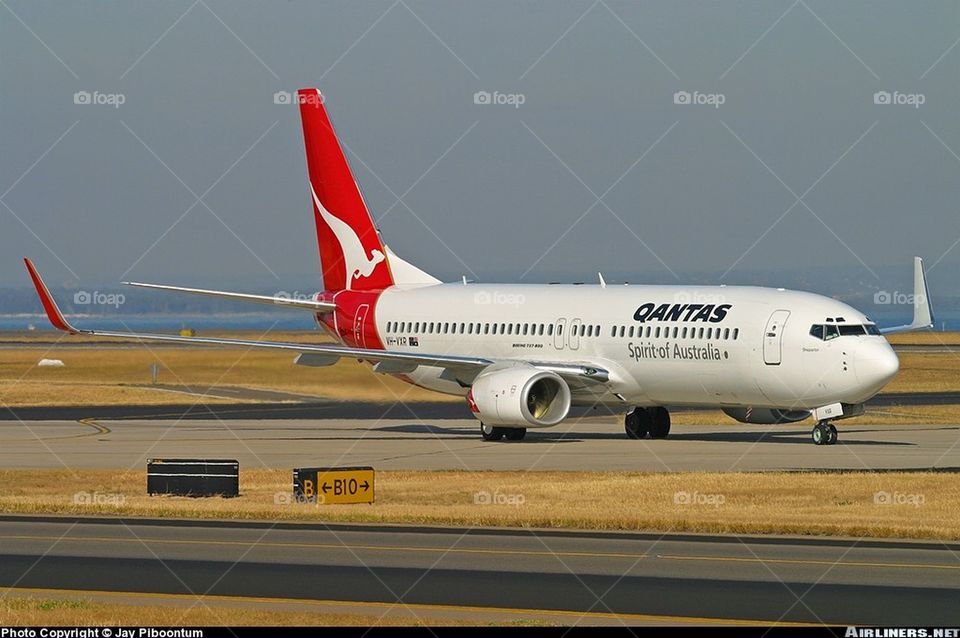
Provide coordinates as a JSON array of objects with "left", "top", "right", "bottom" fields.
[{"left": 855, "top": 342, "right": 900, "bottom": 397}]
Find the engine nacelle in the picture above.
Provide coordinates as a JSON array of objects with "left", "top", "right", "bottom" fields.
[
  {"left": 468, "top": 365, "right": 571, "bottom": 427},
  {"left": 722, "top": 407, "right": 810, "bottom": 424}
]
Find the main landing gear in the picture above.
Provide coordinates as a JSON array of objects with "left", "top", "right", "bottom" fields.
[
  {"left": 480, "top": 422, "right": 526, "bottom": 442},
  {"left": 625, "top": 407, "right": 671, "bottom": 440},
  {"left": 812, "top": 421, "right": 838, "bottom": 446}
]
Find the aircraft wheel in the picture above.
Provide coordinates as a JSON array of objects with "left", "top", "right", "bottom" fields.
[
  {"left": 480, "top": 422, "right": 504, "bottom": 442},
  {"left": 624, "top": 407, "right": 650, "bottom": 439},
  {"left": 505, "top": 428, "right": 527, "bottom": 441},
  {"left": 648, "top": 406, "right": 671, "bottom": 439},
  {"left": 826, "top": 423, "right": 838, "bottom": 445},
  {"left": 812, "top": 422, "right": 830, "bottom": 445}
]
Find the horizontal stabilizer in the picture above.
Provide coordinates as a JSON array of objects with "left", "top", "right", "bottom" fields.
[{"left": 122, "top": 281, "right": 336, "bottom": 313}]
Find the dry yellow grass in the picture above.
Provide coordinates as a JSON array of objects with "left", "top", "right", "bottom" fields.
[
  {"left": 0, "top": 346, "right": 456, "bottom": 406},
  {"left": 1, "top": 332, "right": 958, "bottom": 408},
  {"left": 885, "top": 331, "right": 960, "bottom": 345},
  {"left": 0, "top": 595, "right": 487, "bottom": 626},
  {"left": 1, "top": 469, "right": 958, "bottom": 541}
]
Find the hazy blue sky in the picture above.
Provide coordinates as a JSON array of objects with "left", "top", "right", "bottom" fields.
[{"left": 3, "top": 1, "right": 960, "bottom": 296}]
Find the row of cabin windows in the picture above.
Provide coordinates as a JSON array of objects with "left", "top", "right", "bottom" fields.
[
  {"left": 383, "top": 320, "right": 738, "bottom": 341},
  {"left": 383, "top": 321, "right": 606, "bottom": 337},
  {"left": 611, "top": 324, "right": 740, "bottom": 341}
]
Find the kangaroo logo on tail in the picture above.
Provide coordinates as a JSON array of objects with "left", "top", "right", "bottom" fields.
[{"left": 311, "top": 185, "right": 385, "bottom": 290}]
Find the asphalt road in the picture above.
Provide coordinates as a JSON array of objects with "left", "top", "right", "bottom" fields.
[
  {"left": 0, "top": 516, "right": 956, "bottom": 625},
  {"left": 3, "top": 389, "right": 960, "bottom": 423},
  {"left": 2, "top": 417, "right": 958, "bottom": 470}
]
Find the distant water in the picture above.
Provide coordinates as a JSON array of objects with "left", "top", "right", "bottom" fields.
[{"left": 1, "top": 311, "right": 958, "bottom": 333}]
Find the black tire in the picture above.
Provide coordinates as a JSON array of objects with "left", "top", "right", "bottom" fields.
[
  {"left": 480, "top": 423, "right": 503, "bottom": 442},
  {"left": 505, "top": 428, "right": 527, "bottom": 441},
  {"left": 827, "top": 423, "right": 838, "bottom": 445},
  {"left": 624, "top": 408, "right": 650, "bottom": 439},
  {"left": 648, "top": 406, "right": 671, "bottom": 439}
]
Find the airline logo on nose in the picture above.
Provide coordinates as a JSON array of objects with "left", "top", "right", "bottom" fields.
[{"left": 311, "top": 185, "right": 385, "bottom": 290}]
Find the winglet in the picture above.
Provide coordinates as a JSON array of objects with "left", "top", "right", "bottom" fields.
[
  {"left": 23, "top": 258, "right": 81, "bottom": 334},
  {"left": 880, "top": 256, "right": 934, "bottom": 334},
  {"left": 912, "top": 255, "right": 934, "bottom": 330}
]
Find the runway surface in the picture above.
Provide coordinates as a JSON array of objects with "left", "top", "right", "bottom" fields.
[
  {"left": 0, "top": 516, "right": 957, "bottom": 625},
  {"left": 2, "top": 417, "right": 959, "bottom": 470}
]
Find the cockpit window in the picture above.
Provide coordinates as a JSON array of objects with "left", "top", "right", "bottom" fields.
[
  {"left": 839, "top": 324, "right": 866, "bottom": 336},
  {"left": 809, "top": 323, "right": 879, "bottom": 340}
]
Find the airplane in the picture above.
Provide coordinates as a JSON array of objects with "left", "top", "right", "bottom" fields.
[{"left": 24, "top": 87, "right": 935, "bottom": 446}]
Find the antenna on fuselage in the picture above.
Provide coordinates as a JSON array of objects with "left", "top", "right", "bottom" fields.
[{"left": 598, "top": 272, "right": 607, "bottom": 288}]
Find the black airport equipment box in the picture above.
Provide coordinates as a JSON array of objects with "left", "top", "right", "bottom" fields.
[{"left": 147, "top": 459, "right": 239, "bottom": 497}]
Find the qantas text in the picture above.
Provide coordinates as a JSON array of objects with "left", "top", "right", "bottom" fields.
[{"left": 633, "top": 303, "right": 732, "bottom": 323}]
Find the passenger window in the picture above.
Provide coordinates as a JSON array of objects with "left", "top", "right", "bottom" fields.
[
  {"left": 611, "top": 326, "right": 617, "bottom": 337},
  {"left": 655, "top": 327, "right": 661, "bottom": 338},
  {"left": 672, "top": 327, "right": 678, "bottom": 338},
  {"left": 707, "top": 328, "right": 712, "bottom": 339},
  {"left": 629, "top": 326, "right": 635, "bottom": 338},
  {"left": 723, "top": 328, "right": 729, "bottom": 340},
  {"left": 548, "top": 324, "right": 554, "bottom": 336},
  {"left": 733, "top": 328, "right": 739, "bottom": 340},
  {"left": 484, "top": 323, "right": 489, "bottom": 334}
]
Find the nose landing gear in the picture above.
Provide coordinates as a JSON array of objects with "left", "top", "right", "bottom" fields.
[{"left": 812, "top": 421, "right": 838, "bottom": 445}]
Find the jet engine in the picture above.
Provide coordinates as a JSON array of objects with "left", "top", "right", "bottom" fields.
[
  {"left": 469, "top": 365, "right": 571, "bottom": 427},
  {"left": 722, "top": 407, "right": 811, "bottom": 424}
]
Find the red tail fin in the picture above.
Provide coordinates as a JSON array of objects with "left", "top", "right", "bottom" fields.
[{"left": 298, "top": 88, "right": 393, "bottom": 292}]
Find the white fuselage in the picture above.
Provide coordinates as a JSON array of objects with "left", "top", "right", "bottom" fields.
[{"left": 360, "top": 283, "right": 899, "bottom": 415}]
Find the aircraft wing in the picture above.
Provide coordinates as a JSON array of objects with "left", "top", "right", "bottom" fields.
[
  {"left": 880, "top": 256, "right": 935, "bottom": 335},
  {"left": 24, "top": 258, "right": 608, "bottom": 387}
]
